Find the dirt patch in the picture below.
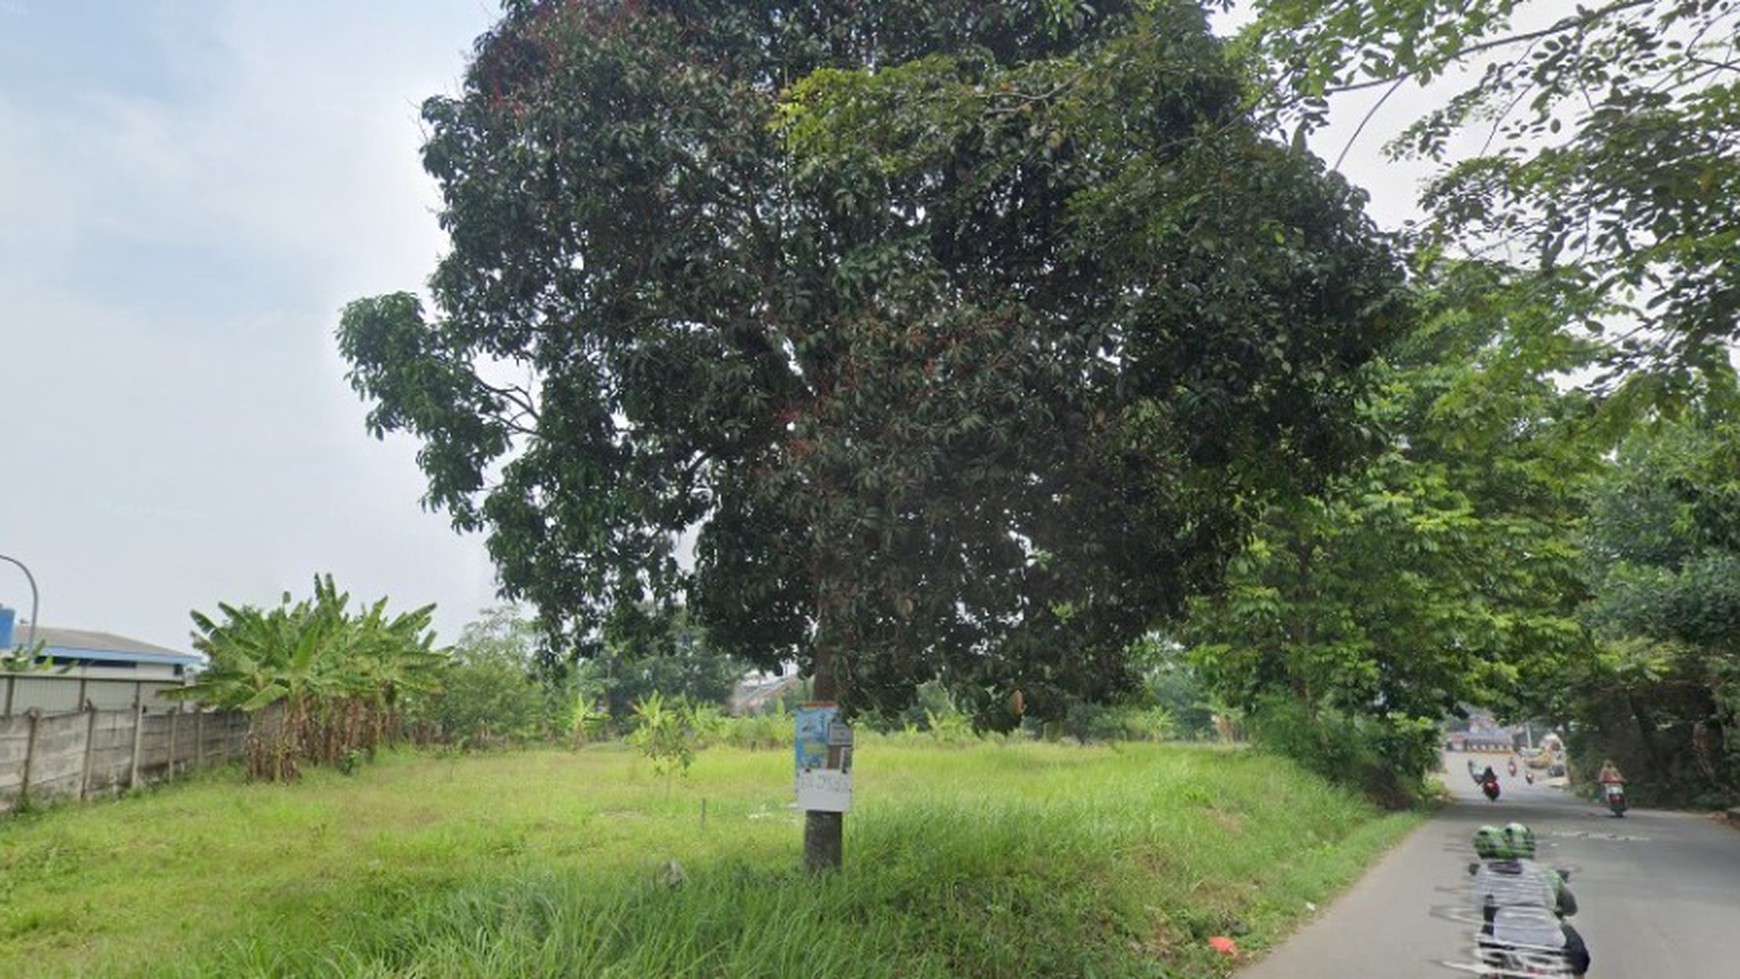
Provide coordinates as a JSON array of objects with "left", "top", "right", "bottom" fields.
[{"left": 1206, "top": 807, "right": 1245, "bottom": 834}]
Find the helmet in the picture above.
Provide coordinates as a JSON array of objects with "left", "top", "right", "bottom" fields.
[
  {"left": 1472, "top": 825, "right": 1504, "bottom": 860},
  {"left": 1502, "top": 822, "right": 1536, "bottom": 859}
]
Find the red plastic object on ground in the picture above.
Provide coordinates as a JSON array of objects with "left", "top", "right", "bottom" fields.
[{"left": 1208, "top": 936, "right": 1239, "bottom": 958}]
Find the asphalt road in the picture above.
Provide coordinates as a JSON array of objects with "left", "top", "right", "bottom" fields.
[{"left": 1238, "top": 756, "right": 1740, "bottom": 978}]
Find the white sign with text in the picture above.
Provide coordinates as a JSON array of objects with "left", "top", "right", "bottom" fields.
[{"left": 795, "top": 768, "right": 852, "bottom": 812}]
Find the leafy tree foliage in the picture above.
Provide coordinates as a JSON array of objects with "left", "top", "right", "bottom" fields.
[
  {"left": 1242, "top": 0, "right": 1740, "bottom": 387},
  {"left": 589, "top": 605, "right": 747, "bottom": 721},
  {"left": 1183, "top": 261, "right": 1600, "bottom": 795},
  {"left": 409, "top": 606, "right": 551, "bottom": 748},
  {"left": 1141, "top": 659, "right": 1219, "bottom": 741},
  {"left": 175, "top": 577, "right": 443, "bottom": 780},
  {"left": 339, "top": 0, "right": 1406, "bottom": 719},
  {"left": 427, "top": 605, "right": 745, "bottom": 733},
  {"left": 1561, "top": 389, "right": 1740, "bottom": 802}
]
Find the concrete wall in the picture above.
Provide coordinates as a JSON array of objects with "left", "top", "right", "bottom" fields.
[{"left": 0, "top": 706, "right": 249, "bottom": 814}]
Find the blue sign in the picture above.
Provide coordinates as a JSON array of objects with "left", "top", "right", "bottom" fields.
[
  {"left": 795, "top": 703, "right": 851, "bottom": 812},
  {"left": 795, "top": 704, "right": 836, "bottom": 774}
]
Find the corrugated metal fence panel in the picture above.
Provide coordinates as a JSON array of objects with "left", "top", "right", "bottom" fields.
[
  {"left": 8, "top": 676, "right": 80, "bottom": 714},
  {"left": 145, "top": 684, "right": 188, "bottom": 713},
  {"left": 1, "top": 674, "right": 196, "bottom": 717},
  {"left": 87, "top": 681, "right": 138, "bottom": 711}
]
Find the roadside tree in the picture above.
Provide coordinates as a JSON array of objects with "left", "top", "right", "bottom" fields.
[
  {"left": 338, "top": 0, "right": 1407, "bottom": 864},
  {"left": 1184, "top": 260, "right": 1600, "bottom": 802},
  {"left": 1564, "top": 390, "right": 1740, "bottom": 803}
]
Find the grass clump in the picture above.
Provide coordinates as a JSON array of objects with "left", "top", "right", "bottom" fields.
[{"left": 0, "top": 742, "right": 1420, "bottom": 978}]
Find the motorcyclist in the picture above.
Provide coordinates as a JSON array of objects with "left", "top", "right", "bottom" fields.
[
  {"left": 1507, "top": 757, "right": 1518, "bottom": 777},
  {"left": 1480, "top": 764, "right": 1498, "bottom": 785},
  {"left": 1597, "top": 758, "right": 1627, "bottom": 807},
  {"left": 1469, "top": 823, "right": 1590, "bottom": 977}
]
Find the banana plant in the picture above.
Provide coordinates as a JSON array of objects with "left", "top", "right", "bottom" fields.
[{"left": 172, "top": 576, "right": 446, "bottom": 780}]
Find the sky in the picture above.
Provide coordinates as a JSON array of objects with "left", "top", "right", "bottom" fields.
[
  {"left": 0, "top": 1, "right": 502, "bottom": 649},
  {"left": 0, "top": 1, "right": 1433, "bottom": 654}
]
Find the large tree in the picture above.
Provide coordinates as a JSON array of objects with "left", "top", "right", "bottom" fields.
[
  {"left": 1563, "top": 388, "right": 1740, "bottom": 802},
  {"left": 1183, "top": 260, "right": 1601, "bottom": 799},
  {"left": 339, "top": 0, "right": 1403, "bottom": 738}
]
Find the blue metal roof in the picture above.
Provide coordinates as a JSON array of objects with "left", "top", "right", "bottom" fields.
[
  {"left": 38, "top": 644, "right": 202, "bottom": 666},
  {"left": 10, "top": 626, "right": 204, "bottom": 667}
]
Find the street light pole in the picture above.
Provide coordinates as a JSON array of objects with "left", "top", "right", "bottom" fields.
[{"left": 0, "top": 553, "right": 40, "bottom": 651}]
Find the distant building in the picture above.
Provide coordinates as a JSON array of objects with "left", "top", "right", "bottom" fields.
[
  {"left": 2, "top": 624, "right": 203, "bottom": 716},
  {"left": 730, "top": 674, "right": 805, "bottom": 715},
  {"left": 1445, "top": 709, "right": 1515, "bottom": 752},
  {"left": 15, "top": 626, "right": 203, "bottom": 679}
]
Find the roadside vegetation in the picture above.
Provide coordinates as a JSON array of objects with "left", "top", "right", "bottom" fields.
[
  {"left": 0, "top": 741, "right": 1420, "bottom": 978},
  {"left": 170, "top": 576, "right": 444, "bottom": 781},
  {"left": 325, "top": 0, "right": 1740, "bottom": 815},
  {"left": 11, "top": 1, "right": 1738, "bottom": 972}
]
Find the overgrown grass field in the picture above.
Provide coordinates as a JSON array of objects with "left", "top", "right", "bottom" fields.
[{"left": 0, "top": 740, "right": 1420, "bottom": 977}]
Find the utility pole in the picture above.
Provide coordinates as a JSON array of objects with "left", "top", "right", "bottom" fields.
[{"left": 0, "top": 553, "right": 40, "bottom": 651}]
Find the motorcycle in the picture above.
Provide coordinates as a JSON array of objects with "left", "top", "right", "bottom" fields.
[
  {"left": 1483, "top": 776, "right": 1501, "bottom": 801},
  {"left": 1525, "top": 771, "right": 1535, "bottom": 785},
  {"left": 1468, "top": 866, "right": 1580, "bottom": 979},
  {"left": 1508, "top": 759, "right": 1518, "bottom": 777},
  {"left": 1480, "top": 942, "right": 1572, "bottom": 978},
  {"left": 1604, "top": 783, "right": 1627, "bottom": 817}
]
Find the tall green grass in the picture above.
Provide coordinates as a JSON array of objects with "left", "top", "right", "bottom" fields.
[{"left": 0, "top": 742, "right": 1420, "bottom": 977}]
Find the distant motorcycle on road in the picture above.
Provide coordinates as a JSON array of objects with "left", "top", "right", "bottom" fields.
[
  {"left": 1483, "top": 776, "right": 1502, "bottom": 802},
  {"left": 1604, "top": 783, "right": 1627, "bottom": 817}
]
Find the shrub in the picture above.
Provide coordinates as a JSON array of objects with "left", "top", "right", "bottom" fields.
[
  {"left": 414, "top": 646, "right": 551, "bottom": 749},
  {"left": 715, "top": 701, "right": 791, "bottom": 750},
  {"left": 1245, "top": 695, "right": 1434, "bottom": 808},
  {"left": 626, "top": 692, "right": 706, "bottom": 779},
  {"left": 1059, "top": 702, "right": 1177, "bottom": 744}
]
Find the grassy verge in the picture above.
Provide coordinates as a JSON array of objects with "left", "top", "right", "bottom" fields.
[{"left": 0, "top": 741, "right": 1421, "bottom": 977}]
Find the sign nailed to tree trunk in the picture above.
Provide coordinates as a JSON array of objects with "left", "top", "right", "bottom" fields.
[{"left": 795, "top": 704, "right": 851, "bottom": 813}]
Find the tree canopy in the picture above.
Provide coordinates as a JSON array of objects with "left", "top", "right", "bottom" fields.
[
  {"left": 1183, "top": 259, "right": 1602, "bottom": 797},
  {"left": 339, "top": 0, "right": 1406, "bottom": 718},
  {"left": 1558, "top": 388, "right": 1740, "bottom": 800},
  {"left": 1241, "top": 0, "right": 1740, "bottom": 389},
  {"left": 1229, "top": 0, "right": 1739, "bottom": 802}
]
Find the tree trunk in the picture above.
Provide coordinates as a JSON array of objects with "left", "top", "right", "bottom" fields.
[
  {"left": 804, "top": 810, "right": 844, "bottom": 872},
  {"left": 1626, "top": 691, "right": 1667, "bottom": 774},
  {"left": 803, "top": 642, "right": 844, "bottom": 873}
]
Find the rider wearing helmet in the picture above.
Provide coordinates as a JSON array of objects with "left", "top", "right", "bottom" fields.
[{"left": 1470, "top": 823, "right": 1590, "bottom": 977}]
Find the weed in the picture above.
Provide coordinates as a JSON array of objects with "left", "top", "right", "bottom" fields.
[{"left": 0, "top": 743, "right": 1421, "bottom": 978}]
